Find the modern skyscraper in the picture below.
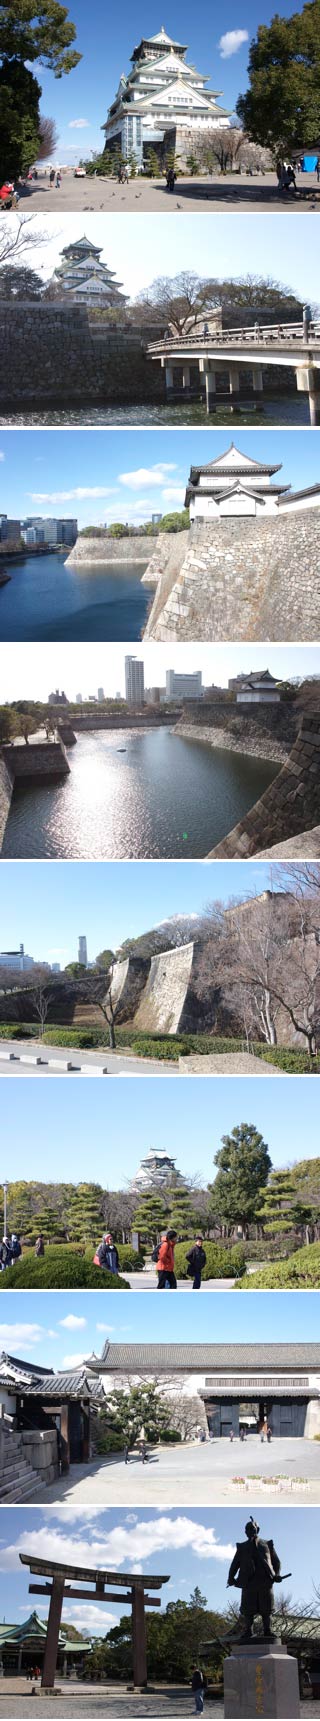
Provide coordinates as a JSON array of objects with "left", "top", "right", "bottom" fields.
[
  {"left": 125, "top": 656, "right": 145, "bottom": 705},
  {"left": 166, "top": 669, "right": 202, "bottom": 700},
  {"left": 78, "top": 935, "right": 88, "bottom": 967}
]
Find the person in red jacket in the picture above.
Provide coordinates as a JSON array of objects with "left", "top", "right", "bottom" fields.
[{"left": 157, "top": 1229, "right": 178, "bottom": 1289}]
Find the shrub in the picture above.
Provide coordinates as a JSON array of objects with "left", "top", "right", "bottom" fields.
[
  {"left": 174, "top": 1240, "right": 246, "bottom": 1281},
  {"left": 237, "top": 1241, "right": 320, "bottom": 1289},
  {"left": 95, "top": 1431, "right": 124, "bottom": 1453},
  {"left": 160, "top": 1428, "right": 182, "bottom": 1443},
  {"left": 0, "top": 1246, "right": 129, "bottom": 1290},
  {"left": 84, "top": 1244, "right": 145, "bottom": 1272},
  {"left": 244, "top": 1235, "right": 299, "bottom": 1262}
]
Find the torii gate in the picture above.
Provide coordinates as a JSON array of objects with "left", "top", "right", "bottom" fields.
[{"left": 19, "top": 1554, "right": 170, "bottom": 1689}]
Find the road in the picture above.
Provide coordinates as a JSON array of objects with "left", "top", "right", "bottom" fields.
[
  {"left": 15, "top": 170, "right": 319, "bottom": 212},
  {"left": 0, "top": 1037, "right": 178, "bottom": 1077},
  {"left": 34, "top": 1438, "right": 320, "bottom": 1507}
]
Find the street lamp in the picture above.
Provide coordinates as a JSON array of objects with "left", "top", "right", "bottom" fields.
[{"left": 2, "top": 1182, "right": 8, "bottom": 1236}]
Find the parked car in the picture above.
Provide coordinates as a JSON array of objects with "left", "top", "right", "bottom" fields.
[{"left": 74, "top": 166, "right": 86, "bottom": 177}]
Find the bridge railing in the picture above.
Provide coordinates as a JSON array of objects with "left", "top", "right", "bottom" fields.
[{"left": 148, "top": 320, "right": 320, "bottom": 351}]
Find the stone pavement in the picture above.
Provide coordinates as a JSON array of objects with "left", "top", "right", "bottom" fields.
[
  {"left": 0, "top": 1684, "right": 317, "bottom": 1718},
  {"left": 179, "top": 1053, "right": 281, "bottom": 1074},
  {"left": 34, "top": 1438, "right": 320, "bottom": 1508},
  {"left": 17, "top": 170, "right": 319, "bottom": 213},
  {"left": 0, "top": 1038, "right": 178, "bottom": 1078}
]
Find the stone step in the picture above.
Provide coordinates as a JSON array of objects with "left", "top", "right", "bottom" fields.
[
  {"left": 0, "top": 1459, "right": 32, "bottom": 1481},
  {"left": 0, "top": 1471, "right": 43, "bottom": 1501}
]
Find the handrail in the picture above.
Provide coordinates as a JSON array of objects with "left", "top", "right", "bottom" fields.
[{"left": 148, "top": 321, "right": 320, "bottom": 351}]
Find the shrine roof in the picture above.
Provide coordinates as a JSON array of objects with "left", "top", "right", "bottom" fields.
[{"left": 0, "top": 1352, "right": 104, "bottom": 1399}]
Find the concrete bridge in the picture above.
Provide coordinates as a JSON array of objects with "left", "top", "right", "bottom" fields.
[{"left": 147, "top": 316, "right": 320, "bottom": 423}]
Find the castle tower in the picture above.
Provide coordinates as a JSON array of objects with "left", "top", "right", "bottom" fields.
[
  {"left": 50, "top": 237, "right": 127, "bottom": 307},
  {"left": 185, "top": 442, "right": 291, "bottom": 521},
  {"left": 102, "top": 26, "right": 230, "bottom": 168},
  {"left": 130, "top": 1149, "right": 184, "bottom": 1189}
]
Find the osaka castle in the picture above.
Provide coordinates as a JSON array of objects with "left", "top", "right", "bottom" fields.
[
  {"left": 185, "top": 443, "right": 297, "bottom": 520},
  {"left": 131, "top": 1148, "right": 184, "bottom": 1188},
  {"left": 102, "top": 25, "right": 231, "bottom": 167},
  {"left": 50, "top": 236, "right": 127, "bottom": 306}
]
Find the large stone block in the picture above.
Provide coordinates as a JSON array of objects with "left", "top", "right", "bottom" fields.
[{"left": 224, "top": 1640, "right": 300, "bottom": 1719}]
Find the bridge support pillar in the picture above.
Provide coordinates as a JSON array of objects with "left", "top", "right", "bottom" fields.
[
  {"left": 296, "top": 366, "right": 320, "bottom": 425},
  {"left": 182, "top": 364, "right": 191, "bottom": 392},
  {"left": 204, "top": 367, "right": 216, "bottom": 414},
  {"left": 252, "top": 365, "right": 263, "bottom": 395},
  {"left": 165, "top": 364, "right": 174, "bottom": 393},
  {"left": 228, "top": 366, "right": 240, "bottom": 412}
]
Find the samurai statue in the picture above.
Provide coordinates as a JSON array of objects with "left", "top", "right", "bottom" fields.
[{"left": 227, "top": 1517, "right": 286, "bottom": 1642}]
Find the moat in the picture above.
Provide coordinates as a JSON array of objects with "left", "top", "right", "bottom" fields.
[
  {"left": 0, "top": 551, "right": 149, "bottom": 641},
  {"left": 2, "top": 727, "right": 279, "bottom": 860}
]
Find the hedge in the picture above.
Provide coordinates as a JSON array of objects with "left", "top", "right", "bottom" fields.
[
  {"left": 243, "top": 1235, "right": 300, "bottom": 1262},
  {"left": 237, "top": 1241, "right": 320, "bottom": 1289},
  {"left": 0, "top": 1246, "right": 130, "bottom": 1289},
  {"left": 174, "top": 1240, "right": 246, "bottom": 1281},
  {"left": 0, "top": 1023, "right": 318, "bottom": 1072}
]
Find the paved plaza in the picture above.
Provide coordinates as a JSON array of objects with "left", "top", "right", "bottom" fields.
[
  {"left": 34, "top": 1439, "right": 319, "bottom": 1507},
  {"left": 15, "top": 170, "right": 320, "bottom": 213},
  {"left": 0, "top": 1038, "right": 178, "bottom": 1077},
  {"left": 0, "top": 1684, "right": 317, "bottom": 1718}
]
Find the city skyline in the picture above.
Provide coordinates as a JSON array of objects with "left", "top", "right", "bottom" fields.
[
  {"left": 0, "top": 858, "right": 298, "bottom": 967},
  {"left": 1, "top": 428, "right": 319, "bottom": 530},
  {"left": 0, "top": 642, "right": 319, "bottom": 702},
  {"left": 2, "top": 1074, "right": 319, "bottom": 1184},
  {"left": 0, "top": 1506, "right": 316, "bottom": 1627}
]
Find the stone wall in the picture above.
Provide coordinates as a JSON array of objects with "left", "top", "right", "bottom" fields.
[
  {"left": 68, "top": 535, "right": 150, "bottom": 564},
  {"left": 174, "top": 700, "right": 296, "bottom": 762},
  {"left": 0, "top": 306, "right": 165, "bottom": 408},
  {"left": 145, "top": 512, "right": 320, "bottom": 641},
  {"left": 110, "top": 941, "right": 225, "bottom": 1037},
  {"left": 4, "top": 742, "right": 69, "bottom": 780},
  {"left": 0, "top": 754, "right": 13, "bottom": 847},
  {"left": 208, "top": 715, "right": 320, "bottom": 856},
  {"left": 21, "top": 1428, "right": 58, "bottom": 1485}
]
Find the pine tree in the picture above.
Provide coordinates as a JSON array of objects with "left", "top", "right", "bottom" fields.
[
  {"left": 67, "top": 1183, "right": 105, "bottom": 1243},
  {"left": 167, "top": 1184, "right": 198, "bottom": 1236},
  {"left": 209, "top": 1123, "right": 272, "bottom": 1235},
  {"left": 257, "top": 1169, "right": 313, "bottom": 1238},
  {"left": 132, "top": 1193, "right": 169, "bottom": 1244}
]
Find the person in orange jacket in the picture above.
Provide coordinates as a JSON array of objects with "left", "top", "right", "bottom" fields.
[{"left": 157, "top": 1229, "right": 178, "bottom": 1289}]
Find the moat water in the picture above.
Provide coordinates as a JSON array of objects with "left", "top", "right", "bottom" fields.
[
  {"left": 0, "top": 397, "right": 309, "bottom": 426},
  {"left": 2, "top": 727, "right": 279, "bottom": 860},
  {"left": 0, "top": 552, "right": 149, "bottom": 641}
]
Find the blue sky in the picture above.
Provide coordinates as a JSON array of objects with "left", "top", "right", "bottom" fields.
[
  {"left": 2, "top": 1073, "right": 319, "bottom": 1185},
  {"left": 0, "top": 1289, "right": 317, "bottom": 1371},
  {"left": 9, "top": 212, "right": 320, "bottom": 303},
  {"left": 0, "top": 1506, "right": 317, "bottom": 1630},
  {"left": 1, "top": 427, "right": 319, "bottom": 531},
  {"left": 30, "top": 0, "right": 303, "bottom": 164},
  {"left": 0, "top": 858, "right": 288, "bottom": 965}
]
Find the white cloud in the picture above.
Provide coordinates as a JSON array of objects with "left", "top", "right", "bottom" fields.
[
  {"left": 62, "top": 1603, "right": 117, "bottom": 1632},
  {"left": 68, "top": 119, "right": 90, "bottom": 130},
  {"left": 0, "top": 452, "right": 5, "bottom": 462},
  {"left": 118, "top": 465, "right": 177, "bottom": 491},
  {"left": 96, "top": 1323, "right": 116, "bottom": 1333},
  {"left": 59, "top": 1315, "right": 87, "bottom": 1331},
  {"left": 162, "top": 487, "right": 186, "bottom": 504},
  {"left": 61, "top": 1351, "right": 86, "bottom": 1369},
  {"left": 28, "top": 487, "right": 118, "bottom": 504},
  {"left": 0, "top": 1323, "right": 44, "bottom": 1350},
  {"left": 0, "top": 1516, "right": 234, "bottom": 1577},
  {"left": 219, "top": 28, "right": 249, "bottom": 57}
]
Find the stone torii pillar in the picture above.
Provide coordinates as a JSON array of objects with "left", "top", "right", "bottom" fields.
[{"left": 42, "top": 1576, "right": 65, "bottom": 1688}]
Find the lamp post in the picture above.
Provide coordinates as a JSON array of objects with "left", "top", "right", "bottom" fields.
[{"left": 3, "top": 1182, "right": 8, "bottom": 1236}]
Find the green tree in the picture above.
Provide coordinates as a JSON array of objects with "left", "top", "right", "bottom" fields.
[
  {"left": 30, "top": 1203, "right": 66, "bottom": 1239},
  {"left": 159, "top": 510, "right": 189, "bottom": 533},
  {"left": 133, "top": 1192, "right": 168, "bottom": 1243},
  {"left": 0, "top": 1, "right": 81, "bottom": 180},
  {"left": 95, "top": 949, "right": 115, "bottom": 972},
  {"left": 102, "top": 1382, "right": 172, "bottom": 1450},
  {"left": 67, "top": 1182, "right": 105, "bottom": 1243},
  {"left": 0, "top": 265, "right": 43, "bottom": 301},
  {"left": 257, "top": 1168, "right": 314, "bottom": 1241},
  {"left": 167, "top": 1183, "right": 198, "bottom": 1235},
  {"left": 209, "top": 1122, "right": 272, "bottom": 1236},
  {"left": 236, "top": 0, "right": 320, "bottom": 159},
  {"left": 0, "top": 705, "right": 19, "bottom": 742},
  {"left": 64, "top": 961, "right": 87, "bottom": 977},
  {"left": 145, "top": 148, "right": 160, "bottom": 177}
]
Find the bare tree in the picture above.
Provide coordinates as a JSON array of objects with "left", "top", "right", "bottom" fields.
[
  {"left": 37, "top": 116, "right": 59, "bottom": 160},
  {"left": 0, "top": 216, "right": 50, "bottom": 270},
  {"left": 132, "top": 271, "right": 221, "bottom": 336}
]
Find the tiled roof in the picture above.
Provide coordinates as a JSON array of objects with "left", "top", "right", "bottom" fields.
[{"left": 87, "top": 1342, "right": 320, "bottom": 1374}]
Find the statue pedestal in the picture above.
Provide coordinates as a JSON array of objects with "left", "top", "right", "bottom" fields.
[{"left": 224, "top": 1639, "right": 300, "bottom": 1718}]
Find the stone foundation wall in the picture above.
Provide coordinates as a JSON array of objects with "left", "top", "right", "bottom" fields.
[
  {"left": 209, "top": 715, "right": 320, "bottom": 856},
  {"left": 68, "top": 535, "right": 150, "bottom": 564},
  {"left": 0, "top": 754, "right": 13, "bottom": 847},
  {"left": 4, "top": 742, "right": 69, "bottom": 779},
  {"left": 0, "top": 306, "right": 165, "bottom": 408},
  {"left": 145, "top": 512, "right": 320, "bottom": 641}
]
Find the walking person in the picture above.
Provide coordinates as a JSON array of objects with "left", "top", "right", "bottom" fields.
[
  {"left": 191, "top": 1668, "right": 206, "bottom": 1714},
  {"left": 35, "top": 1235, "right": 45, "bottom": 1257},
  {"left": 10, "top": 1234, "right": 21, "bottom": 1264},
  {"left": 157, "top": 1229, "right": 177, "bottom": 1288},
  {"left": 0, "top": 1236, "right": 11, "bottom": 1271},
  {"left": 49, "top": 168, "right": 55, "bottom": 188},
  {"left": 93, "top": 1233, "right": 119, "bottom": 1274},
  {"left": 186, "top": 1236, "right": 206, "bottom": 1289}
]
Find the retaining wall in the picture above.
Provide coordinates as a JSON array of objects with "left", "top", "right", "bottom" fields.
[
  {"left": 145, "top": 512, "right": 320, "bottom": 641},
  {"left": 4, "top": 742, "right": 69, "bottom": 780},
  {"left": 0, "top": 755, "right": 14, "bottom": 847},
  {"left": 209, "top": 714, "right": 320, "bottom": 856},
  {"left": 0, "top": 306, "right": 165, "bottom": 408},
  {"left": 68, "top": 535, "right": 150, "bottom": 564}
]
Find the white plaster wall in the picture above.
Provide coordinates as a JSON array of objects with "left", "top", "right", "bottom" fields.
[{"left": 279, "top": 492, "right": 320, "bottom": 513}]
